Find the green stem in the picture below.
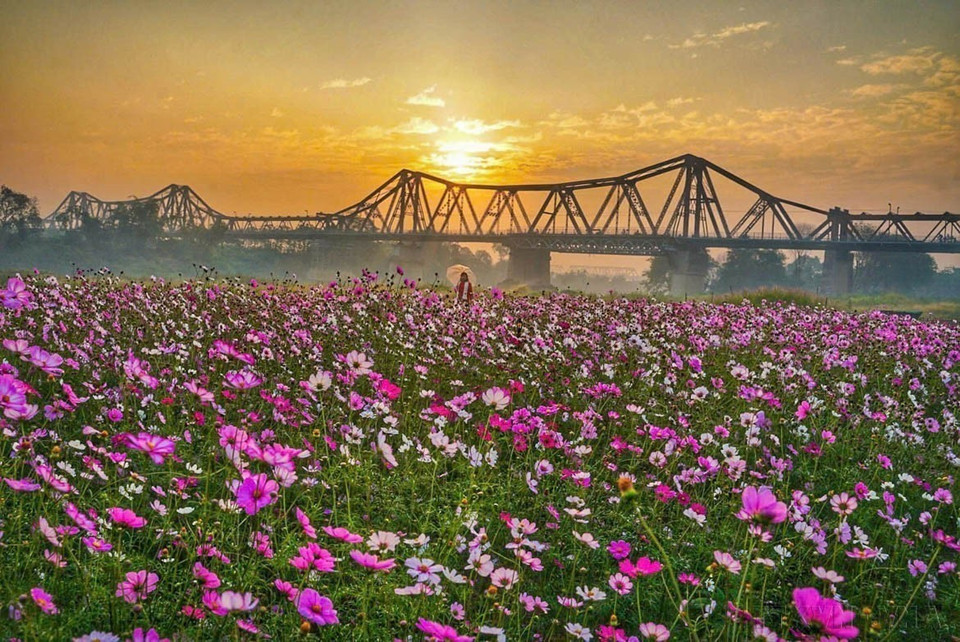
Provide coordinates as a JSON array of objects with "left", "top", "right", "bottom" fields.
[
  {"left": 634, "top": 506, "right": 700, "bottom": 642},
  {"left": 880, "top": 546, "right": 940, "bottom": 641}
]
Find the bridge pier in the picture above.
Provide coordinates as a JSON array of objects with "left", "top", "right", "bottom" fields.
[
  {"left": 822, "top": 249, "right": 853, "bottom": 296},
  {"left": 507, "top": 247, "right": 551, "bottom": 289},
  {"left": 667, "top": 249, "right": 708, "bottom": 297}
]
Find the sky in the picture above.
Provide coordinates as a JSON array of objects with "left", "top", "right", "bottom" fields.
[{"left": 1, "top": 0, "right": 959, "bottom": 228}]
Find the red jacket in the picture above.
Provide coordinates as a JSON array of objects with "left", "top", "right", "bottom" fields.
[{"left": 456, "top": 281, "right": 473, "bottom": 302}]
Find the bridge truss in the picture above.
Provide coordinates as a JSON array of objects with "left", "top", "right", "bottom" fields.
[{"left": 45, "top": 154, "right": 960, "bottom": 254}]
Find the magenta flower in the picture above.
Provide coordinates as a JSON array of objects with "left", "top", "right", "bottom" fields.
[
  {"left": 295, "top": 507, "right": 317, "bottom": 539},
  {"left": 619, "top": 556, "right": 662, "bottom": 578},
  {"left": 193, "top": 562, "right": 221, "bottom": 589},
  {"left": 107, "top": 507, "right": 147, "bottom": 529},
  {"left": 349, "top": 550, "right": 396, "bottom": 572},
  {"left": 1, "top": 277, "right": 33, "bottom": 309},
  {"left": 126, "top": 433, "right": 176, "bottom": 465},
  {"left": 0, "top": 374, "right": 34, "bottom": 420},
  {"left": 30, "top": 587, "right": 58, "bottom": 614},
  {"left": 115, "top": 570, "right": 159, "bottom": 603},
  {"left": 322, "top": 525, "right": 363, "bottom": 543},
  {"left": 234, "top": 473, "right": 279, "bottom": 515},
  {"left": 289, "top": 543, "right": 336, "bottom": 572},
  {"left": 296, "top": 588, "right": 339, "bottom": 626},
  {"left": 82, "top": 536, "right": 113, "bottom": 553},
  {"left": 736, "top": 486, "right": 787, "bottom": 525},
  {"left": 130, "top": 628, "right": 170, "bottom": 642},
  {"left": 4, "top": 477, "right": 41, "bottom": 492},
  {"left": 607, "top": 539, "right": 632, "bottom": 560},
  {"left": 416, "top": 618, "right": 474, "bottom": 641},
  {"left": 793, "top": 587, "right": 859, "bottom": 639}
]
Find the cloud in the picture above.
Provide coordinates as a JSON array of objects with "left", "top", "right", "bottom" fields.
[
  {"left": 836, "top": 58, "right": 859, "bottom": 66},
  {"left": 319, "top": 77, "right": 372, "bottom": 90},
  {"left": 392, "top": 117, "right": 440, "bottom": 135},
  {"left": 406, "top": 85, "right": 445, "bottom": 107},
  {"left": 861, "top": 47, "right": 939, "bottom": 75},
  {"left": 669, "top": 21, "right": 771, "bottom": 49},
  {"left": 450, "top": 119, "right": 520, "bottom": 135},
  {"left": 271, "top": 108, "right": 284, "bottom": 118},
  {"left": 826, "top": 45, "right": 847, "bottom": 53},
  {"left": 850, "top": 84, "right": 904, "bottom": 98},
  {"left": 667, "top": 97, "right": 697, "bottom": 107}
]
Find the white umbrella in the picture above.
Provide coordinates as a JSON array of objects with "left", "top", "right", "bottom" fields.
[{"left": 446, "top": 264, "right": 476, "bottom": 286}]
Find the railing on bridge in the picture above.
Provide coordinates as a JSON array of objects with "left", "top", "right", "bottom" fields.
[{"left": 44, "top": 154, "right": 959, "bottom": 252}]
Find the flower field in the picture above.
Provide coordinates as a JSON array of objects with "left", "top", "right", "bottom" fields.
[{"left": 1, "top": 272, "right": 958, "bottom": 641}]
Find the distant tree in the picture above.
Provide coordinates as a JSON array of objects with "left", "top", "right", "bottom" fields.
[
  {"left": 711, "top": 248, "right": 788, "bottom": 292},
  {"left": 785, "top": 255, "right": 822, "bottom": 291},
  {"left": 0, "top": 185, "right": 43, "bottom": 247},
  {"left": 642, "top": 255, "right": 672, "bottom": 294},
  {"left": 853, "top": 251, "right": 937, "bottom": 294},
  {"left": 642, "top": 249, "right": 713, "bottom": 294},
  {"left": 109, "top": 201, "right": 163, "bottom": 243}
]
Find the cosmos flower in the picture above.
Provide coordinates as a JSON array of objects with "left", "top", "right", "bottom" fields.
[
  {"left": 115, "top": 570, "right": 159, "bottom": 603},
  {"left": 736, "top": 486, "right": 787, "bottom": 525},
  {"left": 792, "top": 587, "right": 858, "bottom": 639},
  {"left": 234, "top": 473, "right": 279, "bottom": 515},
  {"left": 296, "top": 588, "right": 339, "bottom": 626}
]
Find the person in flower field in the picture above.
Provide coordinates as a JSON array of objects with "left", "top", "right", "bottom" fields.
[{"left": 455, "top": 271, "right": 473, "bottom": 304}]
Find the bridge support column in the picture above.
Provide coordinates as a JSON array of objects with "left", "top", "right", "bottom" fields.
[
  {"left": 667, "top": 249, "right": 708, "bottom": 297},
  {"left": 507, "top": 247, "right": 551, "bottom": 289},
  {"left": 822, "top": 249, "right": 853, "bottom": 296}
]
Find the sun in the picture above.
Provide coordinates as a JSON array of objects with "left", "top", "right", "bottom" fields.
[{"left": 426, "top": 140, "right": 499, "bottom": 180}]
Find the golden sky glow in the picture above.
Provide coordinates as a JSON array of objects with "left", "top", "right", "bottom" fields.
[{"left": 1, "top": 1, "right": 958, "bottom": 219}]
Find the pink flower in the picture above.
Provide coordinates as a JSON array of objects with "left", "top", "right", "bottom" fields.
[
  {"left": 115, "top": 570, "right": 159, "bottom": 603},
  {"left": 296, "top": 588, "right": 339, "bottom": 626},
  {"left": 234, "top": 473, "right": 279, "bottom": 515},
  {"left": 793, "top": 587, "right": 859, "bottom": 639},
  {"left": 416, "top": 617, "right": 474, "bottom": 641},
  {"left": 322, "top": 525, "right": 363, "bottom": 543},
  {"left": 619, "top": 556, "right": 662, "bottom": 578},
  {"left": 30, "top": 587, "right": 58, "bottom": 614},
  {"left": 713, "top": 551, "right": 742, "bottom": 574},
  {"left": 736, "top": 486, "right": 787, "bottom": 525},
  {"left": 221, "top": 591, "right": 259, "bottom": 612},
  {"left": 107, "top": 507, "right": 147, "bottom": 529},
  {"left": 490, "top": 567, "right": 519, "bottom": 589},
  {"left": 349, "top": 550, "right": 396, "bottom": 572},
  {"left": 638, "top": 622, "right": 670, "bottom": 641},
  {"left": 830, "top": 492, "right": 858, "bottom": 516},
  {"left": 608, "top": 573, "right": 634, "bottom": 595},
  {"left": 224, "top": 369, "right": 263, "bottom": 390}
]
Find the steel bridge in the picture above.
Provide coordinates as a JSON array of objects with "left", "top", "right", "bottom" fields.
[{"left": 44, "top": 154, "right": 959, "bottom": 294}]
